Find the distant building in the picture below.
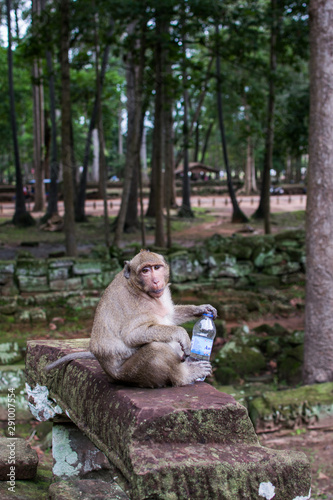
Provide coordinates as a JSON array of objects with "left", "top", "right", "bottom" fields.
[{"left": 175, "top": 162, "right": 220, "bottom": 181}]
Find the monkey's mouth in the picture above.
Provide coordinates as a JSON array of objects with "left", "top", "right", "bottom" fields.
[{"left": 150, "top": 288, "right": 164, "bottom": 297}]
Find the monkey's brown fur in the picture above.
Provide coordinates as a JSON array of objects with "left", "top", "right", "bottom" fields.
[{"left": 45, "top": 250, "right": 217, "bottom": 388}]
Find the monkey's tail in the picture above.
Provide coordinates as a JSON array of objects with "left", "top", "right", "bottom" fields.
[{"left": 44, "top": 351, "right": 96, "bottom": 372}]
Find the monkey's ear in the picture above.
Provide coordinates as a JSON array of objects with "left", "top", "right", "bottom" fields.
[{"left": 123, "top": 261, "right": 131, "bottom": 279}]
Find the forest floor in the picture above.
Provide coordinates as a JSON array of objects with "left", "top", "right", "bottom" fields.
[{"left": 0, "top": 193, "right": 332, "bottom": 498}]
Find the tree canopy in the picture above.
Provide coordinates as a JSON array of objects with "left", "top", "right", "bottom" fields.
[{"left": 0, "top": 0, "right": 309, "bottom": 234}]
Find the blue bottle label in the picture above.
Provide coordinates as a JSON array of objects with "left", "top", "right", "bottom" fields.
[{"left": 191, "top": 337, "right": 214, "bottom": 357}]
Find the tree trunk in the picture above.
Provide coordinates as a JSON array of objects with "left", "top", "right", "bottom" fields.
[
  {"left": 295, "top": 156, "right": 302, "bottom": 183},
  {"left": 118, "top": 107, "right": 123, "bottom": 156},
  {"left": 32, "top": 0, "right": 44, "bottom": 212},
  {"left": 153, "top": 15, "right": 165, "bottom": 247},
  {"left": 60, "top": 0, "right": 77, "bottom": 256},
  {"left": 165, "top": 104, "right": 173, "bottom": 247},
  {"left": 215, "top": 24, "right": 248, "bottom": 224},
  {"left": 244, "top": 135, "right": 257, "bottom": 194},
  {"left": 93, "top": 10, "right": 109, "bottom": 247},
  {"left": 91, "top": 129, "right": 99, "bottom": 182},
  {"left": 252, "top": 0, "right": 277, "bottom": 233},
  {"left": 200, "top": 119, "right": 213, "bottom": 163},
  {"left": 303, "top": 0, "right": 333, "bottom": 384},
  {"left": 123, "top": 41, "right": 142, "bottom": 231},
  {"left": 6, "top": 0, "right": 34, "bottom": 226},
  {"left": 113, "top": 22, "right": 144, "bottom": 246},
  {"left": 164, "top": 59, "right": 176, "bottom": 245},
  {"left": 44, "top": 48, "right": 59, "bottom": 217},
  {"left": 178, "top": 27, "right": 193, "bottom": 218},
  {"left": 75, "top": 19, "right": 114, "bottom": 222},
  {"left": 175, "top": 57, "right": 214, "bottom": 169}
]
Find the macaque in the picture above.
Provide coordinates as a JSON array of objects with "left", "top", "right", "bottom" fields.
[{"left": 45, "top": 250, "right": 217, "bottom": 388}]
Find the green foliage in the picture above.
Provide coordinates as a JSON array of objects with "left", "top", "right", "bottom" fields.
[{"left": 0, "top": 0, "right": 309, "bottom": 199}]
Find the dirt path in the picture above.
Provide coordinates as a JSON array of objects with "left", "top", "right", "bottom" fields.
[
  {"left": 0, "top": 193, "right": 306, "bottom": 220},
  {"left": 260, "top": 429, "right": 333, "bottom": 499}
]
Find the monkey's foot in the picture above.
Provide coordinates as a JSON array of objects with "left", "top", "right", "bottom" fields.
[{"left": 188, "top": 360, "right": 212, "bottom": 380}]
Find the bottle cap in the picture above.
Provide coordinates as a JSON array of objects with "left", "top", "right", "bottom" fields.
[{"left": 202, "top": 312, "right": 214, "bottom": 319}]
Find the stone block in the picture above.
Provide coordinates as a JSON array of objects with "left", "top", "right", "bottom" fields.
[
  {"left": 50, "top": 280, "right": 67, "bottom": 291},
  {"left": 0, "top": 262, "right": 15, "bottom": 275},
  {"left": 169, "top": 253, "right": 204, "bottom": 282},
  {"left": 0, "top": 364, "right": 25, "bottom": 391},
  {"left": 49, "top": 479, "right": 129, "bottom": 500},
  {"left": 0, "top": 274, "right": 14, "bottom": 286},
  {"left": 66, "top": 278, "right": 82, "bottom": 291},
  {"left": 248, "top": 273, "right": 281, "bottom": 288},
  {"left": 52, "top": 422, "right": 112, "bottom": 479},
  {"left": 49, "top": 267, "right": 69, "bottom": 281},
  {"left": 16, "top": 259, "right": 48, "bottom": 277},
  {"left": 248, "top": 382, "right": 333, "bottom": 432},
  {"left": 0, "top": 342, "right": 24, "bottom": 364},
  {"left": 0, "top": 301, "right": 17, "bottom": 315},
  {"left": 66, "top": 296, "right": 100, "bottom": 309},
  {"left": 0, "top": 283, "right": 19, "bottom": 297},
  {"left": 82, "top": 274, "right": 104, "bottom": 289},
  {"left": 49, "top": 259, "right": 74, "bottom": 269},
  {"left": 17, "top": 275, "right": 49, "bottom": 293},
  {"left": 0, "top": 394, "right": 31, "bottom": 421},
  {"left": 0, "top": 437, "right": 38, "bottom": 480},
  {"left": 25, "top": 339, "right": 311, "bottom": 500},
  {"left": 15, "top": 310, "right": 31, "bottom": 323},
  {"left": 30, "top": 307, "right": 47, "bottom": 323},
  {"left": 73, "top": 262, "right": 103, "bottom": 276}
]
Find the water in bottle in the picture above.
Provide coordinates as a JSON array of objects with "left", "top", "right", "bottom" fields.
[{"left": 190, "top": 312, "right": 216, "bottom": 381}]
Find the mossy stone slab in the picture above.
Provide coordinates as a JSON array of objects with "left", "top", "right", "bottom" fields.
[{"left": 25, "top": 339, "right": 311, "bottom": 500}]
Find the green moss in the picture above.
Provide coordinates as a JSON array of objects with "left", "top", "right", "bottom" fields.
[
  {"left": 248, "top": 382, "right": 333, "bottom": 430},
  {"left": 214, "top": 342, "right": 267, "bottom": 385}
]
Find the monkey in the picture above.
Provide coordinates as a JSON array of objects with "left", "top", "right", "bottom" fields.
[{"left": 45, "top": 250, "right": 217, "bottom": 388}]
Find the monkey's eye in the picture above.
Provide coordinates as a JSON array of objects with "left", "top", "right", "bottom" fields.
[
  {"left": 154, "top": 265, "right": 162, "bottom": 271},
  {"left": 141, "top": 267, "right": 150, "bottom": 274}
]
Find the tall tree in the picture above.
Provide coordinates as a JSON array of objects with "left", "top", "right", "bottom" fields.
[
  {"left": 123, "top": 23, "right": 147, "bottom": 232},
  {"left": 303, "top": 0, "right": 333, "bottom": 384},
  {"left": 6, "top": 0, "right": 34, "bottom": 226},
  {"left": 164, "top": 59, "right": 176, "bottom": 246},
  {"left": 94, "top": 8, "right": 110, "bottom": 247},
  {"left": 252, "top": 0, "right": 278, "bottom": 233},
  {"left": 75, "top": 18, "right": 114, "bottom": 222},
  {"left": 44, "top": 47, "right": 59, "bottom": 218},
  {"left": 178, "top": 17, "right": 193, "bottom": 218},
  {"left": 32, "top": 0, "right": 45, "bottom": 212},
  {"left": 113, "top": 21, "right": 144, "bottom": 246},
  {"left": 215, "top": 23, "right": 248, "bottom": 224},
  {"left": 153, "top": 10, "right": 166, "bottom": 246},
  {"left": 59, "top": 0, "right": 77, "bottom": 256}
]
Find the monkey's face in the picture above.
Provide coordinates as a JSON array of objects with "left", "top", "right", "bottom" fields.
[
  {"left": 139, "top": 264, "right": 166, "bottom": 298},
  {"left": 124, "top": 250, "right": 170, "bottom": 298}
]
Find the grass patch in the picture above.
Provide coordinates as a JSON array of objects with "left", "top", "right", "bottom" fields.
[{"left": 270, "top": 210, "right": 305, "bottom": 227}]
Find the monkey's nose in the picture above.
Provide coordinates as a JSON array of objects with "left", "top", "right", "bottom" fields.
[{"left": 152, "top": 272, "right": 160, "bottom": 283}]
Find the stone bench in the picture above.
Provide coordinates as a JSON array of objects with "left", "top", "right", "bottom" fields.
[{"left": 25, "top": 339, "right": 311, "bottom": 500}]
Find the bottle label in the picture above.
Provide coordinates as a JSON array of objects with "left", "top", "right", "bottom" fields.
[
  {"left": 201, "top": 317, "right": 214, "bottom": 330},
  {"left": 191, "top": 336, "right": 214, "bottom": 357}
]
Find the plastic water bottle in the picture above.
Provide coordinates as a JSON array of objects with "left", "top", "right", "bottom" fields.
[{"left": 190, "top": 312, "right": 216, "bottom": 380}]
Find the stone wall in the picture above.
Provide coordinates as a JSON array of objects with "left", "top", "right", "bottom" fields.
[
  {"left": 0, "top": 230, "right": 306, "bottom": 297},
  {"left": 168, "top": 229, "right": 305, "bottom": 289},
  {"left": 0, "top": 257, "right": 122, "bottom": 297}
]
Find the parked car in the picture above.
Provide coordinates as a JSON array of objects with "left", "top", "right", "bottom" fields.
[{"left": 270, "top": 186, "right": 284, "bottom": 195}]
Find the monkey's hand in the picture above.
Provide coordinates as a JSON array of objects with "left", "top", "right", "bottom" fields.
[
  {"left": 178, "top": 337, "right": 191, "bottom": 356},
  {"left": 193, "top": 304, "right": 217, "bottom": 319},
  {"left": 172, "top": 327, "right": 191, "bottom": 356}
]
